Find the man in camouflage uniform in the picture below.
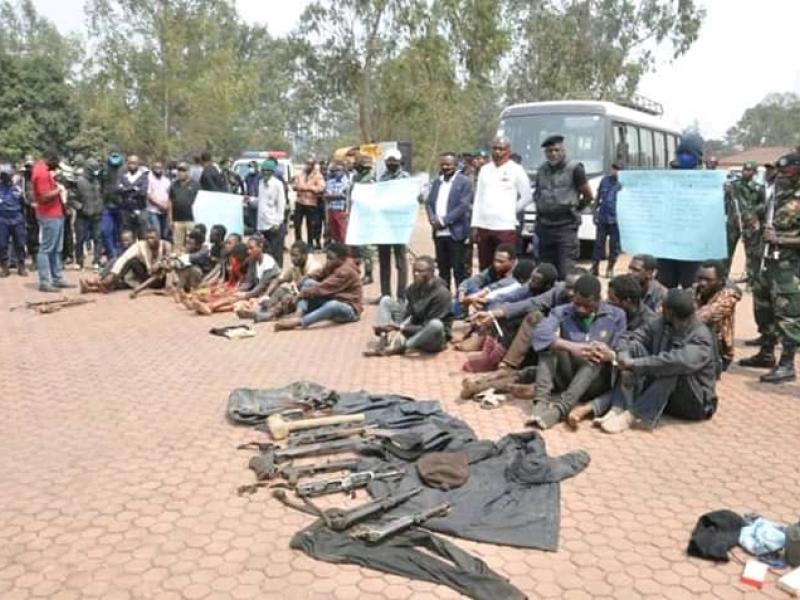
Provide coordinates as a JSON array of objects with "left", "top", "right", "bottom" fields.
[
  {"left": 725, "top": 161, "right": 765, "bottom": 272},
  {"left": 740, "top": 153, "right": 800, "bottom": 383}
]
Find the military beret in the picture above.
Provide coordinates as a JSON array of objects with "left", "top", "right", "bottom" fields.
[
  {"left": 541, "top": 134, "right": 565, "bottom": 148},
  {"left": 776, "top": 153, "right": 800, "bottom": 169},
  {"left": 742, "top": 161, "right": 758, "bottom": 170}
]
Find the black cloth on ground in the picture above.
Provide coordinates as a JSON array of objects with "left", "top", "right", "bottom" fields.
[
  {"left": 367, "top": 431, "right": 590, "bottom": 551},
  {"left": 687, "top": 509, "right": 745, "bottom": 562},
  {"left": 290, "top": 520, "right": 526, "bottom": 600},
  {"left": 226, "top": 382, "right": 338, "bottom": 424}
]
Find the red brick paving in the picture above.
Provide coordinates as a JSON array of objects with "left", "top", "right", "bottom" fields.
[{"left": 1, "top": 217, "right": 798, "bottom": 599}]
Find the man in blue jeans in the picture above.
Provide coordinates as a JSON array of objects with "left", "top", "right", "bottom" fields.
[
  {"left": 274, "top": 243, "right": 363, "bottom": 331},
  {"left": 591, "top": 162, "right": 622, "bottom": 278},
  {"left": 31, "top": 153, "right": 74, "bottom": 292}
]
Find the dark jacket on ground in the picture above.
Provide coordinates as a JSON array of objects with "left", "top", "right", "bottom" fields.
[
  {"left": 73, "top": 175, "right": 104, "bottom": 217},
  {"left": 302, "top": 258, "right": 364, "bottom": 313},
  {"left": 400, "top": 278, "right": 454, "bottom": 338},
  {"left": 425, "top": 172, "right": 473, "bottom": 241}
]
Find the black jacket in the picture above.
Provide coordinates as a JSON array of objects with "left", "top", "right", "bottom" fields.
[
  {"left": 73, "top": 175, "right": 104, "bottom": 217},
  {"left": 400, "top": 278, "right": 453, "bottom": 338},
  {"left": 621, "top": 315, "right": 718, "bottom": 411}
]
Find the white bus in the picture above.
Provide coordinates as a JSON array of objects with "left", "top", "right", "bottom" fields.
[{"left": 497, "top": 99, "right": 681, "bottom": 249}]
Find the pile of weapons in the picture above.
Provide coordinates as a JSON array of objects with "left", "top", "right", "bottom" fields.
[
  {"left": 9, "top": 296, "right": 94, "bottom": 314},
  {"left": 237, "top": 409, "right": 450, "bottom": 544}
]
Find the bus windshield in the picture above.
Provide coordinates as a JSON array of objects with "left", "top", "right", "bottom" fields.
[{"left": 498, "top": 113, "right": 605, "bottom": 176}]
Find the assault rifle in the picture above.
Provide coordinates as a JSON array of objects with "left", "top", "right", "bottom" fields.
[
  {"left": 350, "top": 502, "right": 451, "bottom": 543},
  {"left": 237, "top": 458, "right": 362, "bottom": 495},
  {"left": 271, "top": 486, "right": 422, "bottom": 531},
  {"left": 761, "top": 185, "right": 780, "bottom": 271},
  {"left": 295, "top": 468, "right": 404, "bottom": 498},
  {"left": 10, "top": 296, "right": 94, "bottom": 313}
]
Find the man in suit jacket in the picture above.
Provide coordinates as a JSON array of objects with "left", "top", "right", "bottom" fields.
[{"left": 426, "top": 152, "right": 473, "bottom": 290}]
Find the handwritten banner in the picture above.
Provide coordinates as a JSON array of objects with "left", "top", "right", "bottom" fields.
[
  {"left": 617, "top": 170, "right": 728, "bottom": 261},
  {"left": 345, "top": 178, "right": 422, "bottom": 245},
  {"left": 192, "top": 191, "right": 244, "bottom": 240}
]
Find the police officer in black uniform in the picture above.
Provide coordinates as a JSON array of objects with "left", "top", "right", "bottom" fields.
[{"left": 533, "top": 134, "right": 594, "bottom": 279}]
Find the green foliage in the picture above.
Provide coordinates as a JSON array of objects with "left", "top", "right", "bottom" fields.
[
  {"left": 725, "top": 93, "right": 800, "bottom": 149},
  {"left": 0, "top": 0, "right": 709, "bottom": 170}
]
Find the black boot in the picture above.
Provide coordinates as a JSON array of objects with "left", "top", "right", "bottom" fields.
[
  {"left": 0, "top": 261, "right": 9, "bottom": 277},
  {"left": 760, "top": 345, "right": 797, "bottom": 384},
  {"left": 744, "top": 335, "right": 765, "bottom": 347},
  {"left": 738, "top": 344, "right": 776, "bottom": 369},
  {"left": 590, "top": 261, "right": 599, "bottom": 276},
  {"left": 606, "top": 261, "right": 615, "bottom": 279}
]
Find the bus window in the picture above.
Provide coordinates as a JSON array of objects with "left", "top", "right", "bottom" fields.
[
  {"left": 639, "top": 128, "right": 655, "bottom": 168},
  {"left": 666, "top": 135, "right": 678, "bottom": 165},
  {"left": 614, "top": 122, "right": 643, "bottom": 168},
  {"left": 653, "top": 132, "right": 666, "bottom": 168}
]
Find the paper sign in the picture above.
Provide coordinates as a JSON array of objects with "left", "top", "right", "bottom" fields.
[
  {"left": 345, "top": 178, "right": 422, "bottom": 246},
  {"left": 617, "top": 170, "right": 728, "bottom": 261},
  {"left": 192, "top": 191, "right": 245, "bottom": 240}
]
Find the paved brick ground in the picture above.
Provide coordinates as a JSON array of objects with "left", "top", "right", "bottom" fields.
[{"left": 1, "top": 216, "right": 798, "bottom": 599}]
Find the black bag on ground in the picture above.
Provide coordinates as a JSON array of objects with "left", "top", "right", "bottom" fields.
[{"left": 686, "top": 509, "right": 745, "bottom": 562}]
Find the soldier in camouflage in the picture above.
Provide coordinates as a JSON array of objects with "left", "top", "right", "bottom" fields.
[
  {"left": 725, "top": 161, "right": 765, "bottom": 272},
  {"left": 740, "top": 153, "right": 800, "bottom": 383}
]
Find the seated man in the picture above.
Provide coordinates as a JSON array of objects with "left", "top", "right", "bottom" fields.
[
  {"left": 195, "top": 235, "right": 279, "bottom": 315},
  {"left": 694, "top": 259, "right": 742, "bottom": 372},
  {"left": 363, "top": 256, "right": 453, "bottom": 357},
  {"left": 169, "top": 229, "right": 214, "bottom": 296},
  {"left": 453, "top": 242, "right": 517, "bottom": 324},
  {"left": 528, "top": 274, "right": 627, "bottom": 430},
  {"left": 87, "top": 227, "right": 172, "bottom": 294},
  {"left": 274, "top": 243, "right": 362, "bottom": 331},
  {"left": 566, "top": 274, "right": 658, "bottom": 428},
  {"left": 236, "top": 240, "right": 323, "bottom": 322},
  {"left": 460, "top": 262, "right": 556, "bottom": 372},
  {"left": 79, "top": 229, "right": 136, "bottom": 293},
  {"left": 628, "top": 253, "right": 667, "bottom": 312},
  {"left": 459, "top": 268, "right": 586, "bottom": 399},
  {"left": 598, "top": 288, "right": 719, "bottom": 434}
]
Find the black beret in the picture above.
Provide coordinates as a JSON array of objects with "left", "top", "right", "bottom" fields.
[
  {"left": 776, "top": 153, "right": 800, "bottom": 168},
  {"left": 541, "top": 134, "right": 565, "bottom": 148}
]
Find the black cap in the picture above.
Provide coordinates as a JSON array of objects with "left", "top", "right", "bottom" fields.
[
  {"left": 541, "top": 134, "right": 565, "bottom": 148},
  {"left": 776, "top": 153, "right": 800, "bottom": 169}
]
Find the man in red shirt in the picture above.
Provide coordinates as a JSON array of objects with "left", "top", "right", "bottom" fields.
[{"left": 32, "top": 153, "right": 74, "bottom": 292}]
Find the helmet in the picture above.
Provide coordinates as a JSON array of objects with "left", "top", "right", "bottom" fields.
[{"left": 107, "top": 152, "right": 124, "bottom": 168}]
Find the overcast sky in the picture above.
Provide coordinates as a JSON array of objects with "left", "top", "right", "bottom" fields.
[{"left": 30, "top": 0, "right": 800, "bottom": 140}]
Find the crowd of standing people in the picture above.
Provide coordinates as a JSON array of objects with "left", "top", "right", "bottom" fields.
[{"left": 2, "top": 135, "right": 799, "bottom": 435}]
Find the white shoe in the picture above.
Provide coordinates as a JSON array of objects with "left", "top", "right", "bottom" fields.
[
  {"left": 600, "top": 410, "right": 636, "bottom": 434},
  {"left": 593, "top": 406, "right": 623, "bottom": 426}
]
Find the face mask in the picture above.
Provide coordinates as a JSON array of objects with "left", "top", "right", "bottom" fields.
[
  {"left": 386, "top": 163, "right": 399, "bottom": 173},
  {"left": 153, "top": 171, "right": 163, "bottom": 177},
  {"left": 128, "top": 167, "right": 137, "bottom": 174}
]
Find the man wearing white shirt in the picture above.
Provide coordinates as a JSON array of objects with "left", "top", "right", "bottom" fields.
[
  {"left": 425, "top": 152, "right": 473, "bottom": 290},
  {"left": 247, "top": 158, "right": 287, "bottom": 266},
  {"left": 146, "top": 161, "right": 171, "bottom": 240},
  {"left": 471, "top": 137, "right": 532, "bottom": 270}
]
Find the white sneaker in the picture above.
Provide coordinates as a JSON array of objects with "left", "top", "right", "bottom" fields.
[
  {"left": 593, "top": 406, "right": 623, "bottom": 426},
  {"left": 600, "top": 410, "right": 636, "bottom": 434}
]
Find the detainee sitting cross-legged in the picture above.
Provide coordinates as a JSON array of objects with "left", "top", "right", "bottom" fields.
[
  {"left": 527, "top": 274, "right": 627, "bottom": 430},
  {"left": 363, "top": 256, "right": 453, "bottom": 357}
]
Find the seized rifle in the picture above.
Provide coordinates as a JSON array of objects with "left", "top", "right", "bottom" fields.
[
  {"left": 287, "top": 424, "right": 369, "bottom": 447},
  {"left": 10, "top": 296, "right": 95, "bottom": 313},
  {"left": 295, "top": 468, "right": 404, "bottom": 498},
  {"left": 761, "top": 185, "right": 780, "bottom": 271},
  {"left": 237, "top": 458, "right": 362, "bottom": 495},
  {"left": 240, "top": 437, "right": 376, "bottom": 481},
  {"left": 350, "top": 502, "right": 451, "bottom": 543},
  {"left": 272, "top": 486, "right": 422, "bottom": 531}
]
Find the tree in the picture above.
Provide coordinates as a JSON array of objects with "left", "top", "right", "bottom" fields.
[
  {"left": 81, "top": 0, "right": 268, "bottom": 158},
  {"left": 0, "top": 0, "right": 80, "bottom": 158},
  {"left": 725, "top": 93, "right": 800, "bottom": 148},
  {"left": 504, "top": 0, "right": 705, "bottom": 104}
]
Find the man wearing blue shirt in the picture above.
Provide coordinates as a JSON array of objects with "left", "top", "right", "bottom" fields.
[
  {"left": 591, "top": 162, "right": 623, "bottom": 278},
  {"left": 528, "top": 274, "right": 627, "bottom": 429}
]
